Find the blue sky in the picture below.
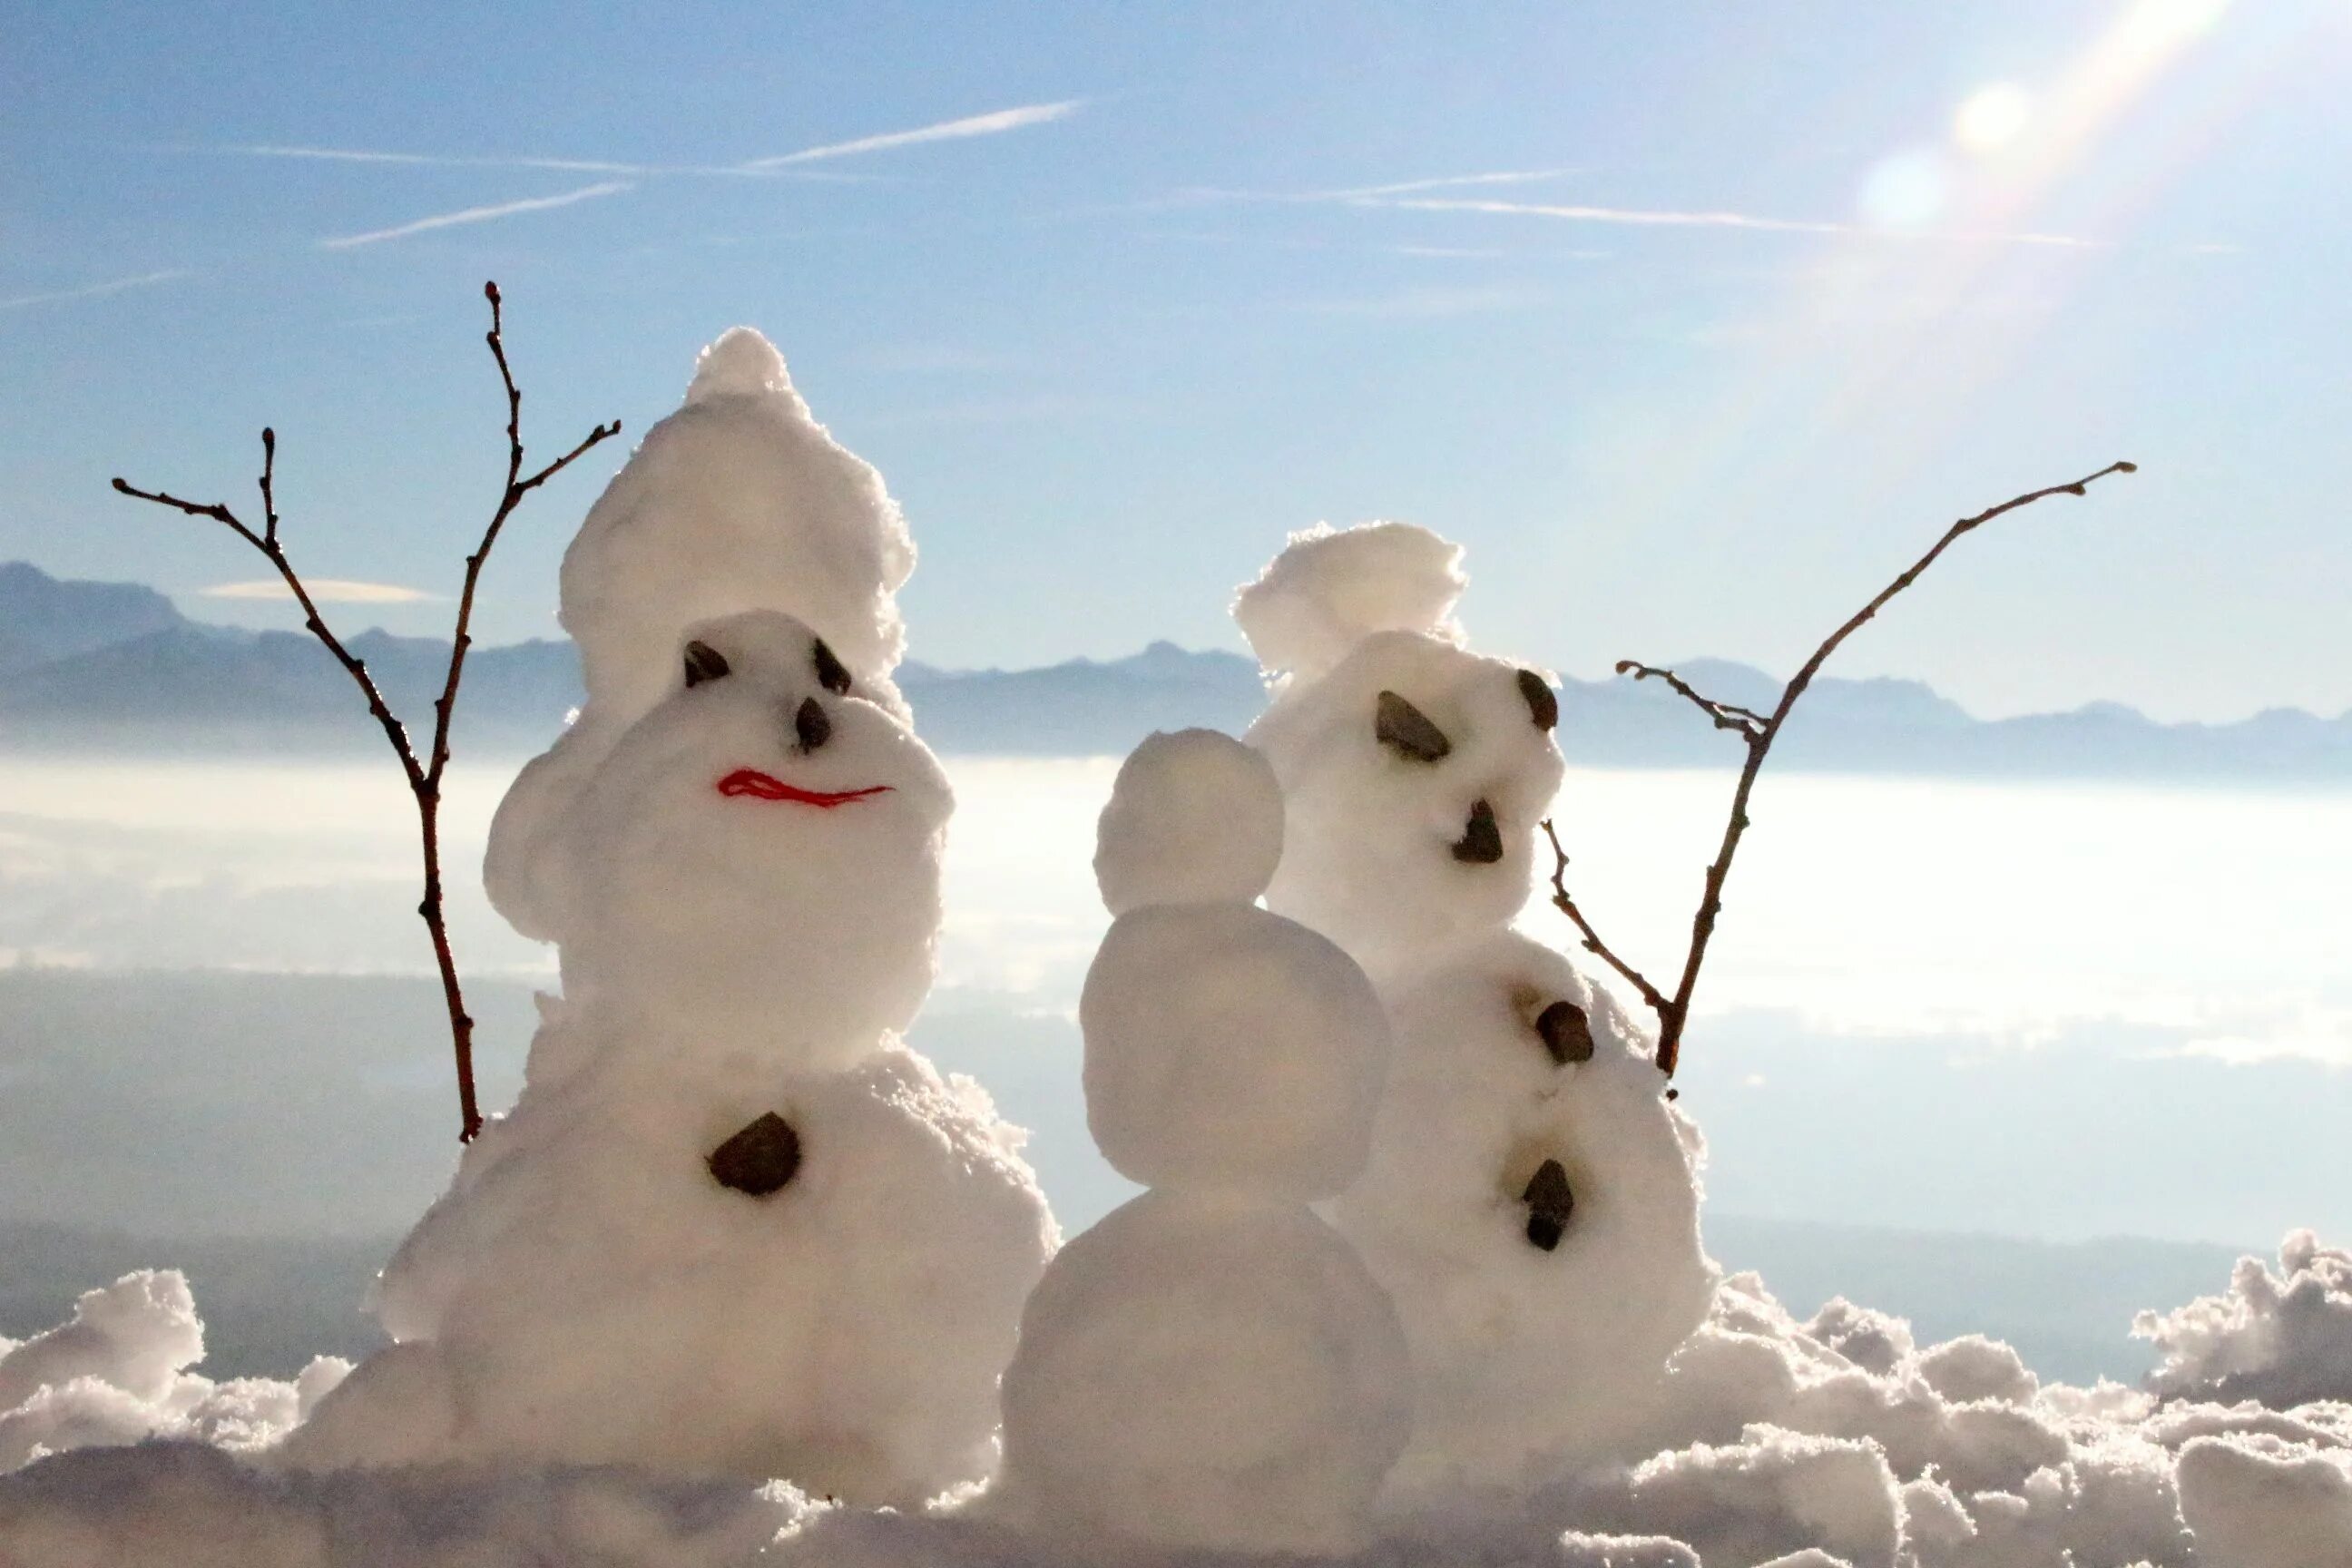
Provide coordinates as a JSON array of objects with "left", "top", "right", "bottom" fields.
[{"left": 3, "top": 0, "right": 2345, "bottom": 720}]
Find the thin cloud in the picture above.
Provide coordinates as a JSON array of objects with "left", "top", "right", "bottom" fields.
[
  {"left": 1358, "top": 195, "right": 2100, "bottom": 248},
  {"left": 318, "top": 181, "right": 632, "bottom": 250},
  {"left": 744, "top": 100, "right": 1082, "bottom": 167},
  {"left": 1170, "top": 169, "right": 1575, "bottom": 207},
  {"left": 199, "top": 143, "right": 873, "bottom": 181},
  {"left": 0, "top": 270, "right": 191, "bottom": 311},
  {"left": 1297, "top": 282, "right": 1547, "bottom": 319},
  {"left": 200, "top": 578, "right": 440, "bottom": 604}
]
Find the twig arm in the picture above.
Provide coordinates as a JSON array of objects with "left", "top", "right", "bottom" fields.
[
  {"left": 1615, "top": 661, "right": 1768, "bottom": 737},
  {"left": 112, "top": 452, "right": 425, "bottom": 794},
  {"left": 1573, "top": 461, "right": 2139, "bottom": 1086},
  {"left": 111, "top": 281, "right": 620, "bottom": 1143},
  {"left": 1540, "top": 818, "right": 1671, "bottom": 1018}
]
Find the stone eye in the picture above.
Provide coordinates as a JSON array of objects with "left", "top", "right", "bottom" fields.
[
  {"left": 812, "top": 638, "right": 852, "bottom": 696},
  {"left": 1517, "top": 670, "right": 1559, "bottom": 731},
  {"left": 684, "top": 640, "right": 731, "bottom": 688},
  {"left": 1375, "top": 691, "right": 1451, "bottom": 762}
]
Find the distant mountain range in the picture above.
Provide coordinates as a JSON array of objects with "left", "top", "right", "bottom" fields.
[{"left": 3, "top": 561, "right": 2347, "bottom": 779}]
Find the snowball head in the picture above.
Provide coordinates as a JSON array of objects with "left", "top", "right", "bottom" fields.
[
  {"left": 529, "top": 608, "right": 953, "bottom": 1071},
  {"left": 560, "top": 327, "right": 916, "bottom": 727},
  {"left": 284, "top": 1043, "right": 1055, "bottom": 1504},
  {"left": 1248, "top": 629, "right": 1567, "bottom": 974},
  {"left": 1081, "top": 903, "right": 1391, "bottom": 1200},
  {"left": 996, "top": 1188, "right": 1411, "bottom": 1556},
  {"left": 1331, "top": 930, "right": 1714, "bottom": 1487},
  {"left": 1232, "top": 521, "right": 1467, "bottom": 686},
  {"left": 1093, "top": 728, "right": 1284, "bottom": 915}
]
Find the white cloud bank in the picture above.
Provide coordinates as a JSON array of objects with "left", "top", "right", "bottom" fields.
[
  {"left": 5, "top": 1237, "right": 2350, "bottom": 1564},
  {"left": 196, "top": 579, "right": 438, "bottom": 604}
]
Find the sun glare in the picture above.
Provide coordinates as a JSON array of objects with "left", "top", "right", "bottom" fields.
[{"left": 1954, "top": 83, "right": 2034, "bottom": 152}]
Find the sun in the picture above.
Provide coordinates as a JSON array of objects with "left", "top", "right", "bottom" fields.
[{"left": 1955, "top": 82, "right": 2034, "bottom": 153}]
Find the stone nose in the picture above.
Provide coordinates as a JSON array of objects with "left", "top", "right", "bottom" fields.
[{"left": 794, "top": 696, "right": 831, "bottom": 752}]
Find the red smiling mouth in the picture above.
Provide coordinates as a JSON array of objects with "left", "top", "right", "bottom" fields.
[{"left": 716, "top": 769, "right": 895, "bottom": 808}]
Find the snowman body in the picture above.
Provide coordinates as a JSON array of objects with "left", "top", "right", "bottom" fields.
[
  {"left": 995, "top": 730, "right": 1412, "bottom": 1555},
  {"left": 286, "top": 331, "right": 1055, "bottom": 1502},
  {"left": 1236, "top": 524, "right": 1715, "bottom": 1488}
]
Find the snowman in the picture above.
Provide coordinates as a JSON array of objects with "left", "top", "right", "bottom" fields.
[
  {"left": 1235, "top": 523, "right": 1715, "bottom": 1491},
  {"left": 993, "top": 729, "right": 1413, "bottom": 1556},
  {"left": 280, "top": 336, "right": 1056, "bottom": 1504}
]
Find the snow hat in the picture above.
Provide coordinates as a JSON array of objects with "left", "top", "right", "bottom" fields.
[
  {"left": 1232, "top": 521, "right": 1466, "bottom": 688},
  {"left": 560, "top": 328, "right": 916, "bottom": 727}
]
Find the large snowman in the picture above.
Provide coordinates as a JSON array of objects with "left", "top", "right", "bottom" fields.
[
  {"left": 281, "top": 335, "right": 1056, "bottom": 1504},
  {"left": 1236, "top": 523, "right": 1716, "bottom": 1492},
  {"left": 994, "top": 729, "right": 1413, "bottom": 1556}
]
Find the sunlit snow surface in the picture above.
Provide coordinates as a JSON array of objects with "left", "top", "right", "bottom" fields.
[{"left": 2, "top": 755, "right": 2345, "bottom": 1067}]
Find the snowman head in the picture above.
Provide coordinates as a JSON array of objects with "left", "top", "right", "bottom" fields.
[
  {"left": 1237, "top": 525, "right": 1565, "bottom": 970},
  {"left": 540, "top": 608, "right": 953, "bottom": 1068}
]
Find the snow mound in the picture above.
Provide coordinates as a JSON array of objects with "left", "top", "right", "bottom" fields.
[
  {"left": 2139, "top": 1230, "right": 2352, "bottom": 1407},
  {"left": 1232, "top": 522, "right": 1465, "bottom": 686},
  {"left": 0, "top": 1272, "right": 342, "bottom": 1476},
  {"left": 7, "top": 1244, "right": 2352, "bottom": 1565},
  {"left": 1093, "top": 729, "right": 1284, "bottom": 916}
]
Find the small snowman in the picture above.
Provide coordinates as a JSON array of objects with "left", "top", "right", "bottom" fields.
[
  {"left": 994, "top": 730, "right": 1412, "bottom": 1557},
  {"left": 1236, "top": 524, "right": 1715, "bottom": 1490},
  {"left": 282, "top": 334, "right": 1056, "bottom": 1504}
]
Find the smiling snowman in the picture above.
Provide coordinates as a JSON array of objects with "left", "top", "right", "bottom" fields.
[
  {"left": 280, "top": 335, "right": 1055, "bottom": 1504},
  {"left": 1236, "top": 523, "right": 1715, "bottom": 1491}
]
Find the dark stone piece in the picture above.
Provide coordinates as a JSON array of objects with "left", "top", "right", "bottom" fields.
[
  {"left": 812, "top": 637, "right": 853, "bottom": 695},
  {"left": 708, "top": 1112, "right": 801, "bottom": 1197},
  {"left": 1451, "top": 799, "right": 1504, "bottom": 863},
  {"left": 1517, "top": 669, "right": 1559, "bottom": 730},
  {"left": 683, "top": 640, "right": 731, "bottom": 688},
  {"left": 1535, "top": 1000, "right": 1594, "bottom": 1064},
  {"left": 1375, "top": 690, "right": 1452, "bottom": 762},
  {"left": 1523, "top": 1158, "right": 1573, "bottom": 1251},
  {"left": 795, "top": 696, "right": 831, "bottom": 752}
]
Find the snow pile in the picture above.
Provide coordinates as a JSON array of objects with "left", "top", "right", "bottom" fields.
[
  {"left": 0, "top": 1441, "right": 802, "bottom": 1568},
  {"left": 1240, "top": 522, "right": 1714, "bottom": 1488},
  {"left": 273, "top": 332, "right": 1055, "bottom": 1502},
  {"left": 2139, "top": 1229, "right": 2352, "bottom": 1407},
  {"left": 486, "top": 326, "right": 916, "bottom": 942},
  {"left": 994, "top": 727, "right": 1412, "bottom": 1556},
  {"left": 0, "top": 1272, "right": 345, "bottom": 1475}
]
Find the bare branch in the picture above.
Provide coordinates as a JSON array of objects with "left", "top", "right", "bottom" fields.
[
  {"left": 1540, "top": 818, "right": 1669, "bottom": 1017},
  {"left": 1554, "top": 461, "right": 2139, "bottom": 1090},
  {"left": 112, "top": 281, "right": 619, "bottom": 1143},
  {"left": 1614, "top": 660, "right": 1768, "bottom": 737}
]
